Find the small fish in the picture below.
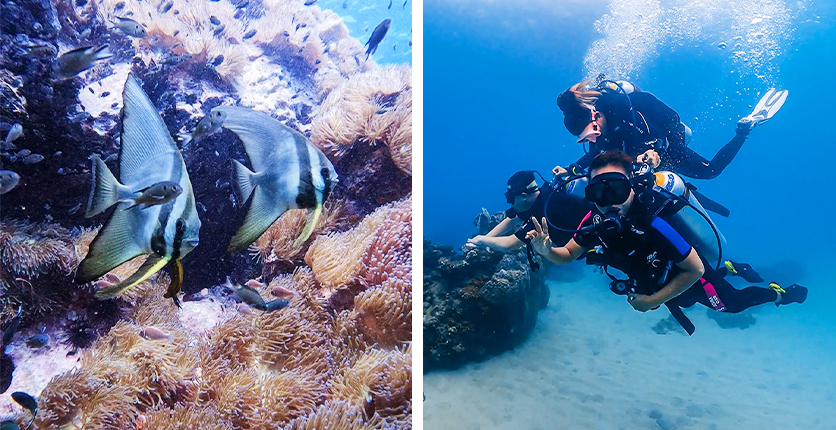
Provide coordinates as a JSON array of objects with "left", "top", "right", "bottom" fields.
[
  {"left": 3, "top": 123, "right": 22, "bottom": 150},
  {"left": 22, "top": 154, "right": 44, "bottom": 164},
  {"left": 11, "top": 391, "right": 37, "bottom": 415},
  {"left": 0, "top": 420, "right": 20, "bottom": 430},
  {"left": 304, "top": 0, "right": 317, "bottom": 5},
  {"left": 243, "top": 29, "right": 257, "bottom": 40},
  {"left": 2, "top": 307, "right": 22, "bottom": 346},
  {"left": 393, "top": 43, "right": 396, "bottom": 51},
  {"left": 342, "top": 0, "right": 348, "bottom": 8},
  {"left": 226, "top": 277, "right": 267, "bottom": 310},
  {"left": 402, "top": 0, "right": 407, "bottom": 9},
  {"left": 210, "top": 55, "right": 224, "bottom": 66},
  {"left": 139, "top": 326, "right": 173, "bottom": 340},
  {"left": 112, "top": 16, "right": 147, "bottom": 37},
  {"left": 120, "top": 181, "right": 183, "bottom": 210},
  {"left": 25, "top": 44, "right": 57, "bottom": 58},
  {"left": 114, "top": 1, "right": 125, "bottom": 10},
  {"left": 79, "top": 28, "right": 92, "bottom": 39},
  {"left": 262, "top": 298, "right": 291, "bottom": 312},
  {"left": 0, "top": 170, "right": 20, "bottom": 194},
  {"left": 387, "top": 0, "right": 392, "bottom": 9},
  {"left": 70, "top": 111, "right": 92, "bottom": 123},
  {"left": 210, "top": 16, "right": 220, "bottom": 25},
  {"left": 159, "top": 2, "right": 172, "bottom": 13},
  {"left": 52, "top": 45, "right": 112, "bottom": 80},
  {"left": 100, "top": 91, "right": 111, "bottom": 98},
  {"left": 179, "top": 109, "right": 227, "bottom": 147},
  {"left": 15, "top": 149, "right": 31, "bottom": 158},
  {"left": 269, "top": 283, "right": 296, "bottom": 299},
  {"left": 364, "top": 18, "right": 391, "bottom": 60},
  {"left": 26, "top": 334, "right": 49, "bottom": 349},
  {"left": 213, "top": 25, "right": 225, "bottom": 37}
]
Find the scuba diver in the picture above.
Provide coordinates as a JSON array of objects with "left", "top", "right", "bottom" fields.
[
  {"left": 466, "top": 170, "right": 592, "bottom": 269},
  {"left": 525, "top": 150, "right": 807, "bottom": 335},
  {"left": 554, "top": 77, "right": 788, "bottom": 181}
]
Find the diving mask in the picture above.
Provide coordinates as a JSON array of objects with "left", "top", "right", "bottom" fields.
[
  {"left": 584, "top": 172, "right": 632, "bottom": 206},
  {"left": 577, "top": 109, "right": 603, "bottom": 144}
]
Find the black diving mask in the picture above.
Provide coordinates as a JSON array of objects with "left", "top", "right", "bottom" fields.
[
  {"left": 504, "top": 187, "right": 539, "bottom": 205},
  {"left": 585, "top": 172, "right": 632, "bottom": 206}
]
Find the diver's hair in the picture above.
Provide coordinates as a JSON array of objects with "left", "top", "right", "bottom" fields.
[
  {"left": 568, "top": 80, "right": 601, "bottom": 109},
  {"left": 589, "top": 150, "right": 633, "bottom": 177}
]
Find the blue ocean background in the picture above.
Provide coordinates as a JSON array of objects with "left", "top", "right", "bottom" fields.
[
  {"left": 425, "top": 0, "right": 835, "bottom": 294},
  {"left": 424, "top": 0, "right": 836, "bottom": 428},
  {"left": 319, "top": 0, "right": 412, "bottom": 65}
]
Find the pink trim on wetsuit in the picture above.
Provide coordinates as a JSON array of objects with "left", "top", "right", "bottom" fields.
[
  {"left": 700, "top": 278, "right": 726, "bottom": 312},
  {"left": 576, "top": 210, "right": 593, "bottom": 232}
]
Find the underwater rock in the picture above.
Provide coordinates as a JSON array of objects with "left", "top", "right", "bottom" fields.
[{"left": 423, "top": 238, "right": 549, "bottom": 371}]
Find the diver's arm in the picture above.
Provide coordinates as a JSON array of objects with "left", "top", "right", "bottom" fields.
[
  {"left": 539, "top": 238, "right": 587, "bottom": 265},
  {"left": 486, "top": 217, "right": 521, "bottom": 237},
  {"left": 642, "top": 248, "right": 704, "bottom": 308},
  {"left": 467, "top": 234, "right": 524, "bottom": 252},
  {"left": 526, "top": 217, "right": 588, "bottom": 265}
]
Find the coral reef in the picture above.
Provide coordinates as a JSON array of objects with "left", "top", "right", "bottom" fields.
[
  {"left": 0, "top": 0, "right": 412, "bottom": 425},
  {"left": 15, "top": 264, "right": 411, "bottom": 429},
  {"left": 423, "top": 235, "right": 549, "bottom": 371},
  {"left": 311, "top": 65, "right": 412, "bottom": 214}
]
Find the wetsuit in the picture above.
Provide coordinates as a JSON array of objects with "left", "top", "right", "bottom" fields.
[
  {"left": 574, "top": 84, "right": 748, "bottom": 180},
  {"left": 573, "top": 202, "right": 778, "bottom": 324},
  {"left": 506, "top": 184, "right": 592, "bottom": 247}
]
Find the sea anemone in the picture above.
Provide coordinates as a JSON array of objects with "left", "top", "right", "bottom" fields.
[
  {"left": 304, "top": 196, "right": 412, "bottom": 291},
  {"left": 311, "top": 65, "right": 412, "bottom": 176}
]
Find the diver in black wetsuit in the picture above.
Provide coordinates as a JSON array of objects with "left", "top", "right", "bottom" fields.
[
  {"left": 525, "top": 150, "right": 807, "bottom": 335},
  {"left": 555, "top": 79, "right": 782, "bottom": 180},
  {"left": 467, "top": 170, "right": 591, "bottom": 258}
]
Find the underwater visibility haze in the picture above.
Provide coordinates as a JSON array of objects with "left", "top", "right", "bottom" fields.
[
  {"left": 0, "top": 0, "right": 412, "bottom": 427},
  {"left": 425, "top": 0, "right": 836, "bottom": 429}
]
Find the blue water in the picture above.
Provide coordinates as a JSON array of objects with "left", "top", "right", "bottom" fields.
[
  {"left": 318, "top": 0, "right": 412, "bottom": 65},
  {"left": 425, "top": 0, "right": 836, "bottom": 258},
  {"left": 424, "top": 1, "right": 836, "bottom": 425}
]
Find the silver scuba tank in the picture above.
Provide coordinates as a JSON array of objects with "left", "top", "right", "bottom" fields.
[{"left": 652, "top": 171, "right": 726, "bottom": 264}]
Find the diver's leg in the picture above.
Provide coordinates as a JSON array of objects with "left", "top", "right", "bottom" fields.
[
  {"left": 662, "top": 146, "right": 715, "bottom": 179},
  {"left": 664, "top": 132, "right": 748, "bottom": 180},
  {"left": 708, "top": 275, "right": 778, "bottom": 313}
]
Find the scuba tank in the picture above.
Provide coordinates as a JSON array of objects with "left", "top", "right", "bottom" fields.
[{"left": 650, "top": 171, "right": 726, "bottom": 265}]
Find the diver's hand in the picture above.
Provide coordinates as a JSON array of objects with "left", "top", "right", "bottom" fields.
[
  {"left": 526, "top": 217, "right": 553, "bottom": 255},
  {"left": 552, "top": 165, "right": 569, "bottom": 178},
  {"left": 637, "top": 150, "right": 661, "bottom": 169},
  {"left": 627, "top": 293, "right": 660, "bottom": 312},
  {"left": 466, "top": 235, "right": 487, "bottom": 248}
]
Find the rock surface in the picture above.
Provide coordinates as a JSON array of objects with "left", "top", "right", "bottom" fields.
[{"left": 423, "top": 237, "right": 549, "bottom": 371}]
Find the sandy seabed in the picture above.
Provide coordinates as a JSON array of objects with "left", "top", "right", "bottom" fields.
[{"left": 424, "top": 266, "right": 836, "bottom": 430}]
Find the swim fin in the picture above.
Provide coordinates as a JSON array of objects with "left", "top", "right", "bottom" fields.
[
  {"left": 738, "top": 88, "right": 788, "bottom": 131},
  {"left": 724, "top": 260, "right": 764, "bottom": 283}
]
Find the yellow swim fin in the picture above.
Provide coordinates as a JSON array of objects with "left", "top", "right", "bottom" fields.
[
  {"left": 95, "top": 254, "right": 171, "bottom": 299},
  {"left": 294, "top": 203, "right": 322, "bottom": 248}
]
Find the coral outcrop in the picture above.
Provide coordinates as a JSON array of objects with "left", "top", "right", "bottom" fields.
[{"left": 423, "top": 235, "right": 549, "bottom": 371}]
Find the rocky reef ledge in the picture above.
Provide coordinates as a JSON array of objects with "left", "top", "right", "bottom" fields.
[{"left": 423, "top": 229, "right": 549, "bottom": 371}]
